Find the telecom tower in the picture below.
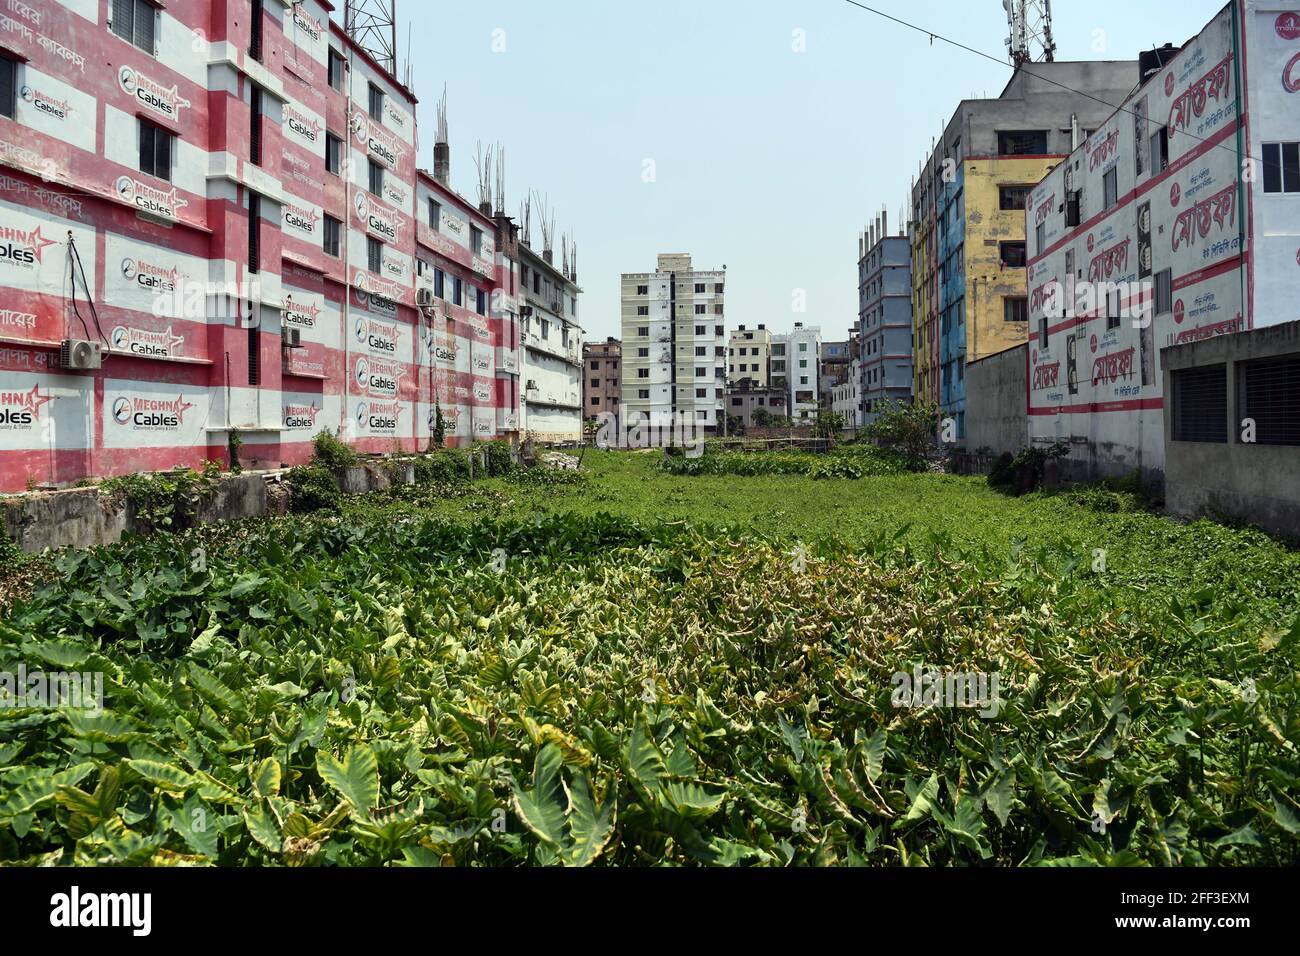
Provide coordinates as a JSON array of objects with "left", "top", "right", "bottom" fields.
[
  {"left": 344, "top": 0, "right": 397, "bottom": 74},
  {"left": 1004, "top": 0, "right": 1057, "bottom": 67}
]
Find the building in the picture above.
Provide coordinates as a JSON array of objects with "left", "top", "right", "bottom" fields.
[
  {"left": 518, "top": 243, "right": 583, "bottom": 442},
  {"left": 0, "top": 0, "right": 531, "bottom": 492},
  {"left": 728, "top": 324, "right": 772, "bottom": 386},
  {"left": 726, "top": 378, "right": 789, "bottom": 429},
  {"left": 830, "top": 354, "right": 864, "bottom": 429},
  {"left": 774, "top": 323, "right": 821, "bottom": 421},
  {"left": 819, "top": 339, "right": 852, "bottom": 406},
  {"left": 1026, "top": 0, "right": 1299, "bottom": 484},
  {"left": 910, "top": 58, "right": 1142, "bottom": 441},
  {"left": 620, "top": 254, "right": 727, "bottom": 433},
  {"left": 583, "top": 337, "right": 621, "bottom": 420},
  {"left": 858, "top": 212, "right": 914, "bottom": 422},
  {"left": 1162, "top": 320, "right": 1300, "bottom": 538}
]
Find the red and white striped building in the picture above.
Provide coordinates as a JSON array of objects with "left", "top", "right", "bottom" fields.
[
  {"left": 0, "top": 0, "right": 525, "bottom": 493},
  {"left": 1025, "top": 0, "right": 1300, "bottom": 481}
]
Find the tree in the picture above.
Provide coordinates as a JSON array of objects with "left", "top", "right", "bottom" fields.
[
  {"left": 812, "top": 410, "right": 845, "bottom": 439},
  {"left": 865, "top": 400, "right": 941, "bottom": 471},
  {"left": 751, "top": 407, "right": 773, "bottom": 427}
]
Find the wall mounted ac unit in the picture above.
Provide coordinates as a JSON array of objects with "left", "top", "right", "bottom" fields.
[
  {"left": 281, "top": 327, "right": 302, "bottom": 348},
  {"left": 60, "top": 339, "right": 102, "bottom": 370},
  {"left": 416, "top": 287, "right": 435, "bottom": 309}
]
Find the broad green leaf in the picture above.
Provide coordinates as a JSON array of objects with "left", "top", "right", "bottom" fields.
[{"left": 316, "top": 745, "right": 379, "bottom": 817}]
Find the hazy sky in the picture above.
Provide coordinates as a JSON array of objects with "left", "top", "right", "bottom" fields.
[{"left": 392, "top": 0, "right": 1229, "bottom": 343}]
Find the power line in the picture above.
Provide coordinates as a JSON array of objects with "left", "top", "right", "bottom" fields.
[{"left": 840, "top": 0, "right": 1275, "bottom": 173}]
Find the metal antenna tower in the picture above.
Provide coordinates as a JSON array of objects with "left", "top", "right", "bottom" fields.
[
  {"left": 1003, "top": 0, "right": 1056, "bottom": 67},
  {"left": 345, "top": 0, "right": 398, "bottom": 75}
]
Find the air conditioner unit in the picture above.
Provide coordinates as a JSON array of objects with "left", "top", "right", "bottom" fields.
[
  {"left": 520, "top": 306, "right": 534, "bottom": 317},
  {"left": 60, "top": 339, "right": 102, "bottom": 370},
  {"left": 416, "top": 286, "right": 435, "bottom": 309},
  {"left": 282, "top": 327, "right": 302, "bottom": 348}
]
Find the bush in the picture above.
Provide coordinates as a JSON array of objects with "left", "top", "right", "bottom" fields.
[
  {"left": 286, "top": 465, "right": 342, "bottom": 513},
  {"left": 479, "top": 440, "right": 515, "bottom": 477},
  {"left": 100, "top": 466, "right": 219, "bottom": 533},
  {"left": 988, "top": 442, "right": 1070, "bottom": 495},
  {"left": 311, "top": 430, "right": 358, "bottom": 474},
  {"left": 865, "top": 400, "right": 941, "bottom": 471},
  {"left": 413, "top": 449, "right": 470, "bottom": 485}
]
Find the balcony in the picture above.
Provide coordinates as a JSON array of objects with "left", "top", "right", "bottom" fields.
[{"left": 522, "top": 329, "right": 582, "bottom": 366}]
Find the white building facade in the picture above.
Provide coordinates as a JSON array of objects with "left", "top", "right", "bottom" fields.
[
  {"left": 519, "top": 245, "right": 583, "bottom": 442},
  {"left": 773, "top": 323, "right": 822, "bottom": 421}
]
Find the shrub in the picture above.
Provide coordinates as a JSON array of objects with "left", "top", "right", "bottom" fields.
[
  {"left": 988, "top": 441, "right": 1070, "bottom": 495},
  {"left": 865, "top": 400, "right": 942, "bottom": 471},
  {"left": 413, "top": 449, "right": 471, "bottom": 485},
  {"left": 479, "top": 440, "right": 515, "bottom": 477},
  {"left": 286, "top": 465, "right": 342, "bottom": 513},
  {"left": 311, "top": 430, "right": 358, "bottom": 474},
  {"left": 99, "top": 467, "right": 218, "bottom": 533}
]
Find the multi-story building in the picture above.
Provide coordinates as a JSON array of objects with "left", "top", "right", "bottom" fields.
[
  {"left": 620, "top": 254, "right": 726, "bottom": 432},
  {"left": 519, "top": 243, "right": 583, "bottom": 442},
  {"left": 858, "top": 213, "right": 914, "bottom": 422},
  {"left": 774, "top": 323, "right": 821, "bottom": 420},
  {"left": 830, "top": 355, "right": 864, "bottom": 429},
  {"left": 728, "top": 324, "right": 771, "bottom": 386},
  {"left": 583, "top": 337, "right": 621, "bottom": 420},
  {"left": 0, "top": 0, "right": 528, "bottom": 491},
  {"left": 819, "top": 338, "right": 852, "bottom": 406},
  {"left": 726, "top": 378, "right": 788, "bottom": 429},
  {"left": 910, "top": 58, "right": 1141, "bottom": 440},
  {"left": 1026, "top": 0, "right": 1299, "bottom": 484}
]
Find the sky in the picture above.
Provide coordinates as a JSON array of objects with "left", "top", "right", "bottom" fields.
[{"left": 377, "top": 0, "right": 1230, "bottom": 343}]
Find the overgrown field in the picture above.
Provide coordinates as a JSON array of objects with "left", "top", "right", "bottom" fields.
[{"left": 1, "top": 451, "right": 1298, "bottom": 866}]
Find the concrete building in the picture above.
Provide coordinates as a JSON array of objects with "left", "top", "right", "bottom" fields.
[
  {"left": 621, "top": 254, "right": 727, "bottom": 433},
  {"left": 729, "top": 324, "right": 772, "bottom": 386},
  {"left": 1026, "top": 0, "right": 1299, "bottom": 485},
  {"left": 831, "top": 354, "right": 864, "bottom": 428},
  {"left": 858, "top": 212, "right": 914, "bottom": 422},
  {"left": 726, "top": 378, "right": 789, "bottom": 429},
  {"left": 519, "top": 243, "right": 583, "bottom": 442},
  {"left": 773, "top": 323, "right": 822, "bottom": 421},
  {"left": 910, "top": 58, "right": 1142, "bottom": 442},
  {"left": 583, "top": 337, "right": 621, "bottom": 421},
  {"left": 0, "top": 0, "right": 534, "bottom": 491},
  {"left": 1162, "top": 320, "right": 1300, "bottom": 539},
  {"left": 820, "top": 339, "right": 852, "bottom": 406}
]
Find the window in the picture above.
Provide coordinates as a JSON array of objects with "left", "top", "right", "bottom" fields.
[
  {"left": 694, "top": 346, "right": 706, "bottom": 356},
  {"left": 249, "top": 84, "right": 263, "bottom": 165},
  {"left": 999, "top": 185, "right": 1031, "bottom": 210},
  {"left": 475, "top": 288, "right": 486, "bottom": 315},
  {"left": 367, "top": 236, "right": 382, "bottom": 274},
  {"left": 1262, "top": 143, "right": 1300, "bottom": 194},
  {"left": 1106, "top": 287, "right": 1122, "bottom": 331},
  {"left": 434, "top": 269, "right": 445, "bottom": 298},
  {"left": 697, "top": 388, "right": 708, "bottom": 398},
  {"left": 428, "top": 199, "right": 441, "bottom": 229},
  {"left": 638, "top": 369, "right": 648, "bottom": 379},
  {"left": 694, "top": 305, "right": 706, "bottom": 315},
  {"left": 799, "top": 359, "right": 807, "bottom": 369},
  {"left": 247, "top": 193, "right": 261, "bottom": 273},
  {"left": 1004, "top": 297, "right": 1028, "bottom": 323},
  {"left": 638, "top": 389, "right": 650, "bottom": 399},
  {"left": 328, "top": 48, "right": 346, "bottom": 91},
  {"left": 247, "top": 321, "right": 259, "bottom": 385},
  {"left": 323, "top": 215, "right": 341, "bottom": 256},
  {"left": 368, "top": 83, "right": 384, "bottom": 122},
  {"left": 694, "top": 283, "right": 705, "bottom": 293},
  {"left": 695, "top": 325, "right": 706, "bottom": 335},
  {"left": 695, "top": 367, "right": 707, "bottom": 377},
  {"left": 325, "top": 133, "right": 342, "bottom": 175},
  {"left": 637, "top": 327, "right": 648, "bottom": 337},
  {"left": 1038, "top": 317, "right": 1049, "bottom": 349},
  {"left": 1066, "top": 190, "right": 1082, "bottom": 227},
  {"left": 453, "top": 277, "right": 463, "bottom": 306},
  {"left": 999, "top": 242, "right": 1026, "bottom": 269},
  {"left": 715, "top": 283, "right": 724, "bottom": 294},
  {"left": 471, "top": 226, "right": 483, "bottom": 254},
  {"left": 1155, "top": 269, "right": 1172, "bottom": 315},
  {"left": 111, "top": 0, "right": 155, "bottom": 54},
  {"left": 138, "top": 119, "right": 173, "bottom": 181},
  {"left": 368, "top": 160, "right": 383, "bottom": 197},
  {"left": 1103, "top": 167, "right": 1118, "bottom": 209},
  {"left": 798, "top": 343, "right": 807, "bottom": 352},
  {"left": 637, "top": 306, "right": 649, "bottom": 316},
  {"left": 997, "top": 130, "right": 1048, "bottom": 156},
  {"left": 637, "top": 348, "right": 649, "bottom": 358},
  {"left": 249, "top": 0, "right": 263, "bottom": 61},
  {"left": 1172, "top": 365, "right": 1227, "bottom": 442},
  {"left": 1035, "top": 221, "right": 1046, "bottom": 255},
  {"left": 1150, "top": 126, "right": 1169, "bottom": 174},
  {"left": 0, "top": 54, "right": 15, "bottom": 120},
  {"left": 636, "top": 284, "right": 648, "bottom": 295},
  {"left": 590, "top": 397, "right": 600, "bottom": 406},
  {"left": 1239, "top": 357, "right": 1300, "bottom": 445}
]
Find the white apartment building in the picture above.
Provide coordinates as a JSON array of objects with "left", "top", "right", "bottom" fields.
[
  {"left": 519, "top": 244, "right": 583, "bottom": 442},
  {"left": 621, "top": 254, "right": 727, "bottom": 432},
  {"left": 773, "top": 323, "right": 822, "bottom": 421}
]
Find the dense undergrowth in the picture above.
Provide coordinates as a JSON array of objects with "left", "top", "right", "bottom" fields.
[{"left": 1, "top": 494, "right": 1297, "bottom": 865}]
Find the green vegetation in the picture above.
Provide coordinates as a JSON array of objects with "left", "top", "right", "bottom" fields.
[
  {"left": 1, "top": 451, "right": 1297, "bottom": 866},
  {"left": 659, "top": 445, "right": 908, "bottom": 479},
  {"left": 865, "top": 400, "right": 942, "bottom": 472},
  {"left": 99, "top": 462, "right": 223, "bottom": 534}
]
